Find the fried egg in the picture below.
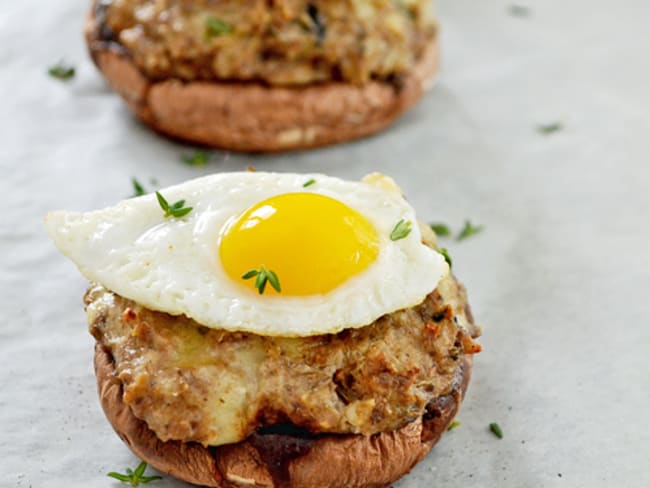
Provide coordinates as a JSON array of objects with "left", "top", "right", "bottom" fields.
[{"left": 46, "top": 172, "right": 448, "bottom": 336}]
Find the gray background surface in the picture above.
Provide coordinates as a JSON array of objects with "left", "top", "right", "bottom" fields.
[{"left": 2, "top": 0, "right": 649, "bottom": 487}]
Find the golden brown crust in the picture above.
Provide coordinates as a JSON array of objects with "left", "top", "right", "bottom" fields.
[
  {"left": 95, "top": 344, "right": 472, "bottom": 487},
  {"left": 85, "top": 3, "right": 440, "bottom": 152}
]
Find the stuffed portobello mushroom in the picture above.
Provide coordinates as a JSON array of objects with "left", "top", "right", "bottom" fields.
[
  {"left": 46, "top": 172, "right": 481, "bottom": 487},
  {"left": 87, "top": 0, "right": 440, "bottom": 151}
]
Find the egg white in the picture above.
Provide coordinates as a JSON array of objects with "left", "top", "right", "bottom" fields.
[{"left": 46, "top": 172, "right": 448, "bottom": 337}]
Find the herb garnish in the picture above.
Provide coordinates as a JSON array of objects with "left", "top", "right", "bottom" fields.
[
  {"left": 457, "top": 220, "right": 483, "bottom": 241},
  {"left": 303, "top": 179, "right": 316, "bottom": 188},
  {"left": 390, "top": 219, "right": 412, "bottom": 241},
  {"left": 489, "top": 422, "right": 503, "bottom": 439},
  {"left": 107, "top": 461, "right": 161, "bottom": 486},
  {"left": 537, "top": 122, "right": 563, "bottom": 135},
  {"left": 156, "top": 191, "right": 193, "bottom": 219},
  {"left": 48, "top": 61, "right": 75, "bottom": 80},
  {"left": 132, "top": 178, "right": 147, "bottom": 197},
  {"left": 242, "top": 266, "right": 281, "bottom": 295},
  {"left": 447, "top": 420, "right": 461, "bottom": 431},
  {"left": 508, "top": 5, "right": 530, "bottom": 17},
  {"left": 439, "top": 248, "right": 452, "bottom": 268},
  {"left": 206, "top": 17, "right": 233, "bottom": 37},
  {"left": 182, "top": 149, "right": 210, "bottom": 167},
  {"left": 430, "top": 223, "right": 451, "bottom": 237}
]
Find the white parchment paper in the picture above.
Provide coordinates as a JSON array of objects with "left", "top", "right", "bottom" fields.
[{"left": 2, "top": 1, "right": 650, "bottom": 487}]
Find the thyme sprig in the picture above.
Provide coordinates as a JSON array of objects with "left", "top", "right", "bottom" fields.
[
  {"left": 430, "top": 223, "right": 451, "bottom": 237},
  {"left": 48, "top": 61, "right": 75, "bottom": 80},
  {"left": 156, "top": 191, "right": 193, "bottom": 219},
  {"left": 537, "top": 122, "right": 563, "bottom": 135},
  {"left": 490, "top": 422, "right": 504, "bottom": 439},
  {"left": 457, "top": 220, "right": 483, "bottom": 241},
  {"left": 107, "top": 461, "right": 161, "bottom": 486},
  {"left": 242, "top": 265, "right": 281, "bottom": 295},
  {"left": 132, "top": 178, "right": 147, "bottom": 197},
  {"left": 181, "top": 149, "right": 210, "bottom": 167}
]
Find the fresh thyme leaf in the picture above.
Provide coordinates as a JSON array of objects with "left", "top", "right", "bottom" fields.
[
  {"left": 537, "top": 122, "right": 563, "bottom": 135},
  {"left": 156, "top": 191, "right": 193, "bottom": 219},
  {"left": 439, "top": 248, "right": 452, "bottom": 268},
  {"left": 107, "top": 461, "right": 162, "bottom": 486},
  {"left": 171, "top": 206, "right": 193, "bottom": 218},
  {"left": 139, "top": 476, "right": 163, "bottom": 484},
  {"left": 254, "top": 271, "right": 267, "bottom": 294},
  {"left": 107, "top": 472, "right": 131, "bottom": 482},
  {"left": 390, "top": 219, "right": 412, "bottom": 241},
  {"left": 490, "top": 422, "right": 504, "bottom": 439},
  {"left": 457, "top": 220, "right": 483, "bottom": 241},
  {"left": 133, "top": 461, "right": 147, "bottom": 479},
  {"left": 508, "top": 4, "right": 530, "bottom": 17},
  {"left": 132, "top": 178, "right": 147, "bottom": 197},
  {"left": 303, "top": 179, "right": 316, "bottom": 188},
  {"left": 259, "top": 276, "right": 268, "bottom": 294},
  {"left": 182, "top": 150, "right": 210, "bottom": 166},
  {"left": 430, "top": 223, "right": 451, "bottom": 237},
  {"left": 156, "top": 191, "right": 169, "bottom": 212},
  {"left": 242, "top": 270, "right": 259, "bottom": 280},
  {"left": 206, "top": 17, "right": 233, "bottom": 38},
  {"left": 48, "top": 61, "right": 75, "bottom": 80},
  {"left": 243, "top": 265, "right": 281, "bottom": 295},
  {"left": 267, "top": 270, "right": 281, "bottom": 292},
  {"left": 447, "top": 420, "right": 461, "bottom": 431}
]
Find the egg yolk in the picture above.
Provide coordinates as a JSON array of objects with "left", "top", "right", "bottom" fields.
[{"left": 220, "top": 193, "right": 380, "bottom": 296}]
